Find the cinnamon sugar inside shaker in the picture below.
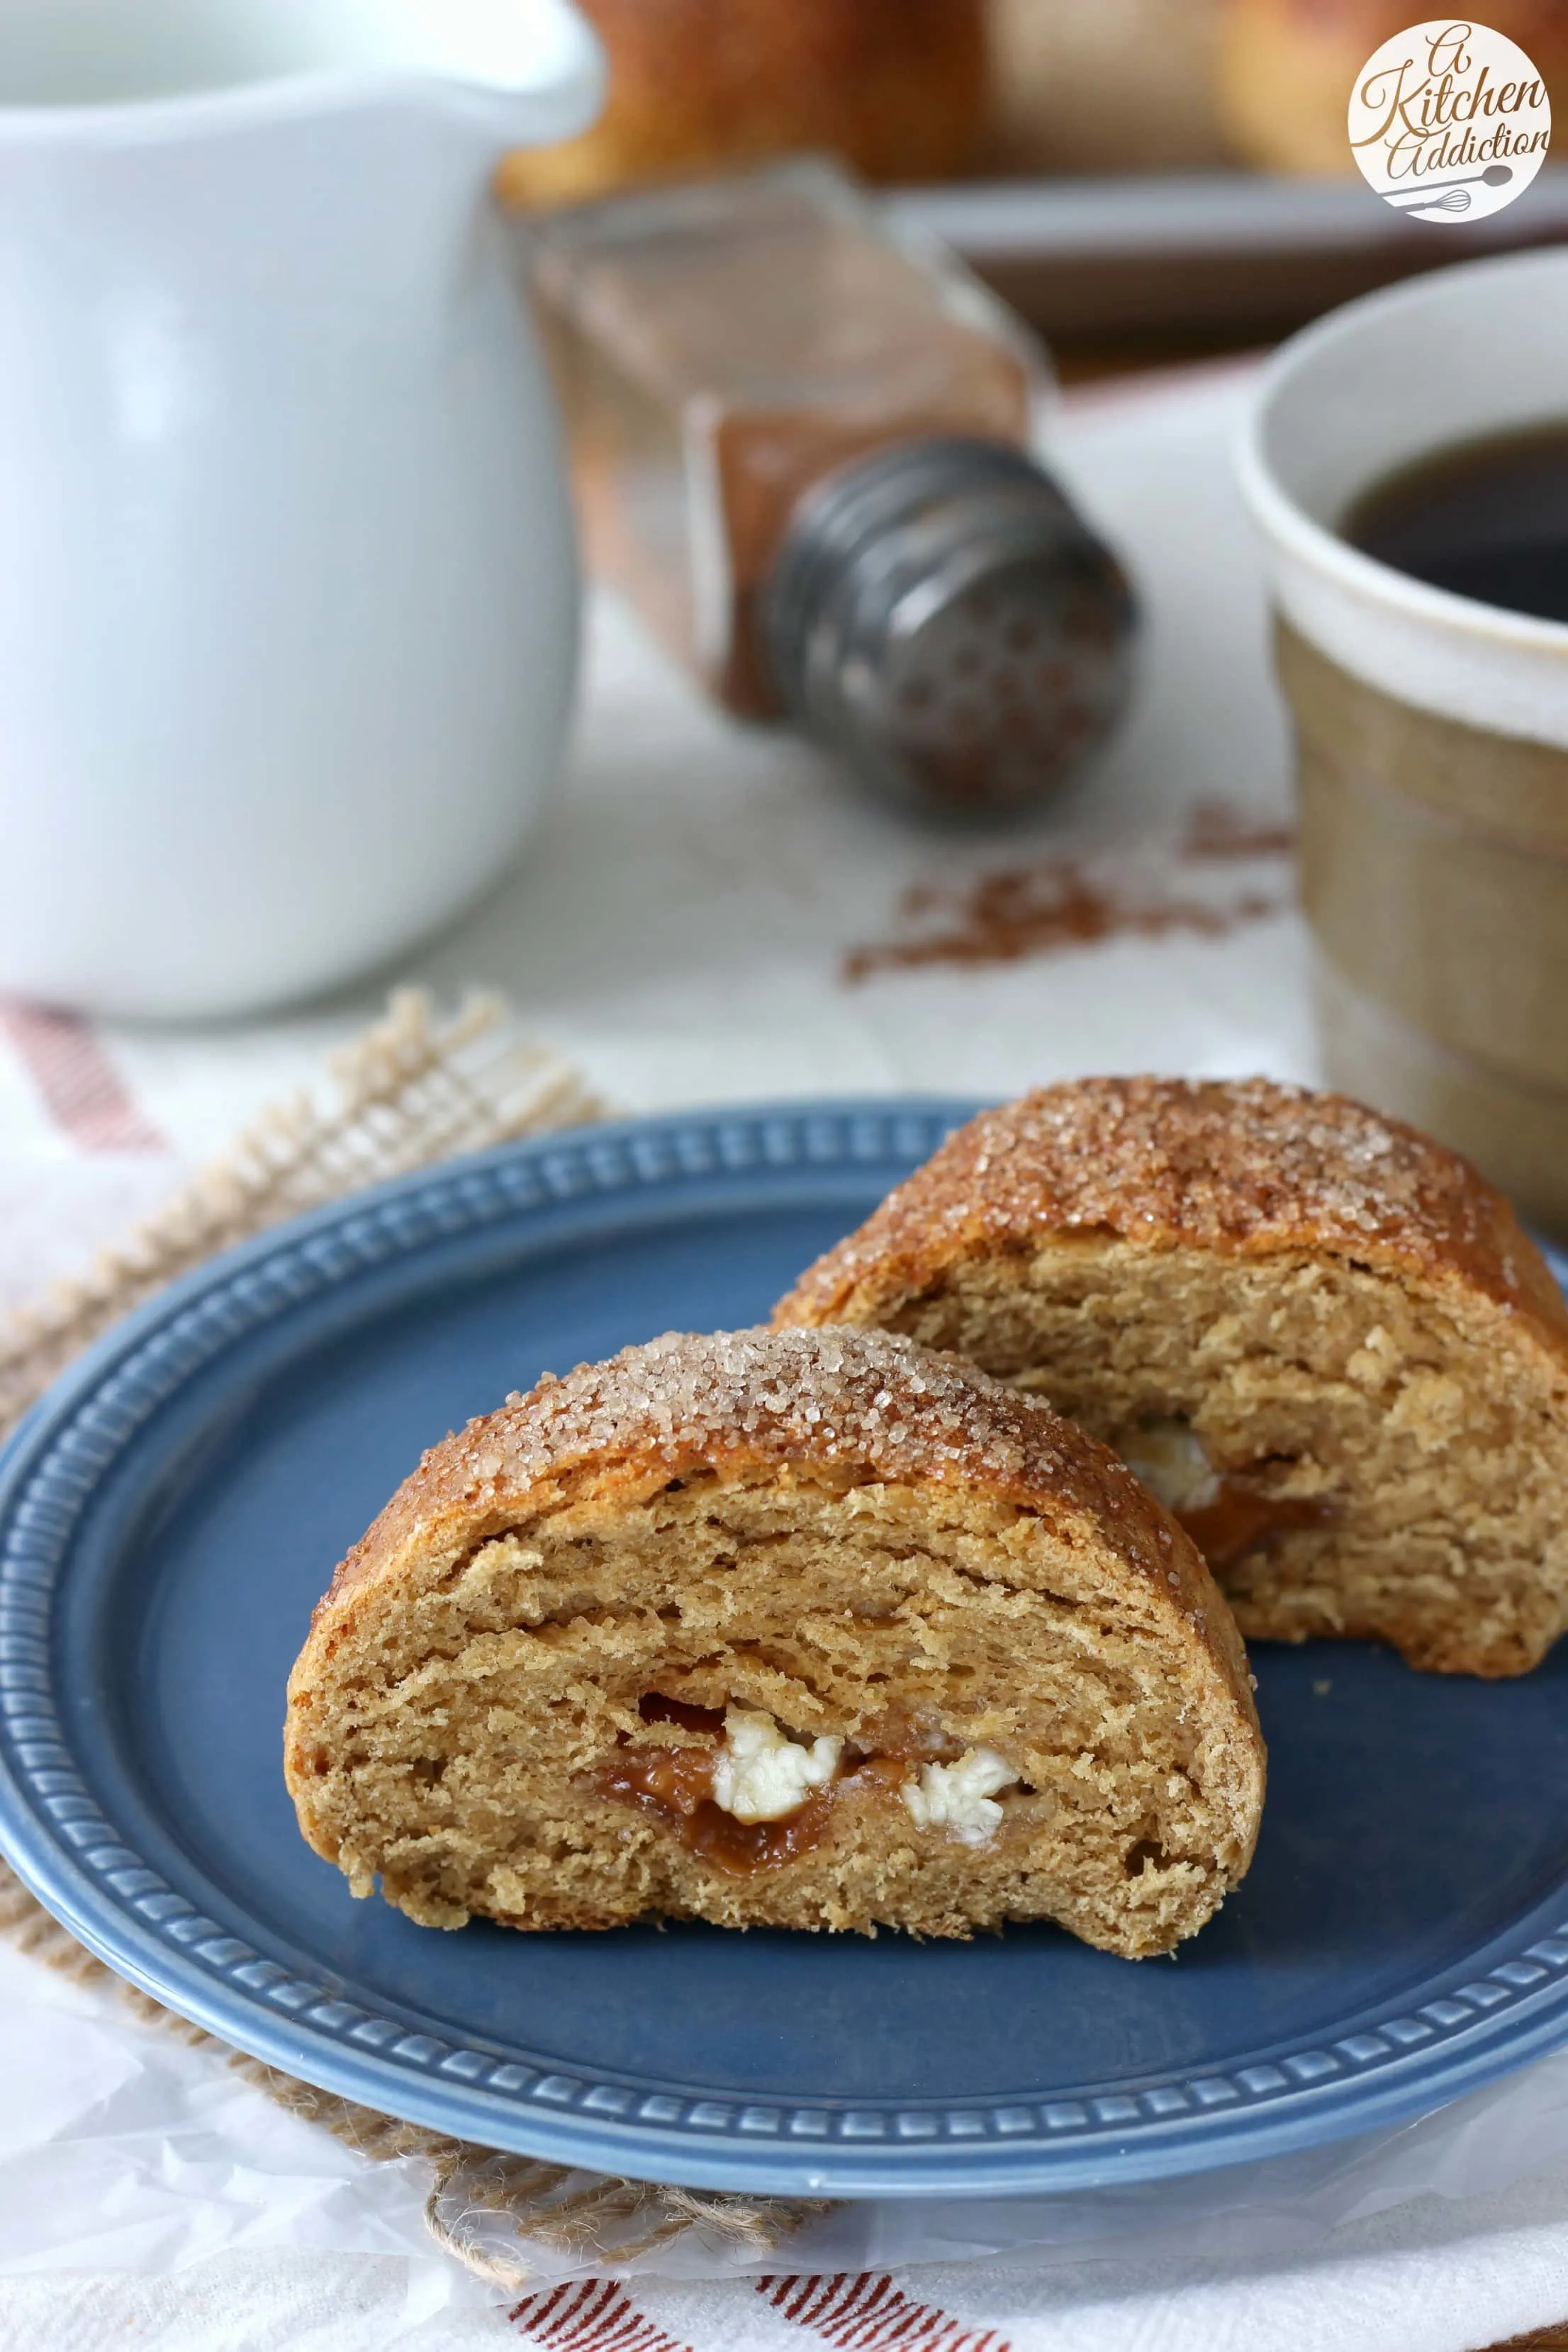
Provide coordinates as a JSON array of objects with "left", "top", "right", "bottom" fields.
[{"left": 533, "top": 162, "right": 1137, "bottom": 819}]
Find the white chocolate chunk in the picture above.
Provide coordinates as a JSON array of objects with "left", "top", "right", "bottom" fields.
[
  {"left": 901, "top": 1747, "right": 1018, "bottom": 1847},
  {"left": 1120, "top": 1418, "right": 1219, "bottom": 1514},
  {"left": 710, "top": 1709, "right": 842, "bottom": 1823}
]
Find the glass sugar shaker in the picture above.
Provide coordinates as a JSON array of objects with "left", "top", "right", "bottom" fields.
[{"left": 531, "top": 161, "right": 1138, "bottom": 819}]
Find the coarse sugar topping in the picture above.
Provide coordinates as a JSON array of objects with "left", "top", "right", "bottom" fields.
[
  {"left": 310, "top": 1318, "right": 1255, "bottom": 1720},
  {"left": 776, "top": 1076, "right": 1564, "bottom": 1327},
  {"left": 508, "top": 1323, "right": 1082, "bottom": 1491},
  {"left": 330, "top": 1323, "right": 1202, "bottom": 1615}
]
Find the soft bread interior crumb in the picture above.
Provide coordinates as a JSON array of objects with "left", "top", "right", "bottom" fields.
[
  {"left": 863, "top": 1241, "right": 1568, "bottom": 1677},
  {"left": 288, "top": 1465, "right": 1261, "bottom": 1958}
]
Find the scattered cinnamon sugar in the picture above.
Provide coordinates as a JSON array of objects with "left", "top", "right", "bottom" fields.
[
  {"left": 1181, "top": 800, "right": 1298, "bottom": 861},
  {"left": 842, "top": 799, "right": 1294, "bottom": 982},
  {"left": 843, "top": 863, "right": 1278, "bottom": 981}
]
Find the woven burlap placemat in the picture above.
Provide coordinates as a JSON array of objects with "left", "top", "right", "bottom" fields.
[{"left": 0, "top": 991, "right": 824, "bottom": 2287}]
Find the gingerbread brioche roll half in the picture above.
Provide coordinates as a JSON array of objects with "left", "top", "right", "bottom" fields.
[
  {"left": 284, "top": 1327, "right": 1263, "bottom": 1959},
  {"left": 775, "top": 1078, "right": 1568, "bottom": 1679}
]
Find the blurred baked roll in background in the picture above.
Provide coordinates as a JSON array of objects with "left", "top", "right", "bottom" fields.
[
  {"left": 498, "top": 0, "right": 989, "bottom": 206},
  {"left": 1218, "top": 0, "right": 1568, "bottom": 174}
]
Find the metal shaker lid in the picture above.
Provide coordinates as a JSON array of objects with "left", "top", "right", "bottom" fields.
[{"left": 762, "top": 436, "right": 1137, "bottom": 819}]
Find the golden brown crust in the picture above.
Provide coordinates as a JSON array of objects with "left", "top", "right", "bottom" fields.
[
  {"left": 296, "top": 1326, "right": 1255, "bottom": 1730},
  {"left": 774, "top": 1077, "right": 1568, "bottom": 1350}
]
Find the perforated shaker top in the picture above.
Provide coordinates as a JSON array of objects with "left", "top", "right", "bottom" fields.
[{"left": 763, "top": 437, "right": 1138, "bottom": 819}]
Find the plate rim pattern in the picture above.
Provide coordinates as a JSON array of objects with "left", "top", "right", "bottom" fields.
[{"left": 4, "top": 1097, "right": 1568, "bottom": 2195}]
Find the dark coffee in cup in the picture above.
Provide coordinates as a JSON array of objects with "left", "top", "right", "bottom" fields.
[{"left": 1347, "top": 425, "right": 1568, "bottom": 625}]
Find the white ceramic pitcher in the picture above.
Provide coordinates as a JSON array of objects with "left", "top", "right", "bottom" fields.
[{"left": 0, "top": 0, "right": 602, "bottom": 1019}]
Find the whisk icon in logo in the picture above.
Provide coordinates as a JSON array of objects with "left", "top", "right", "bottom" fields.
[{"left": 1349, "top": 19, "right": 1550, "bottom": 220}]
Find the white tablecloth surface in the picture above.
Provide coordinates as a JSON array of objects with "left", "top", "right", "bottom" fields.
[{"left": 4, "top": 362, "right": 1567, "bottom": 2352}]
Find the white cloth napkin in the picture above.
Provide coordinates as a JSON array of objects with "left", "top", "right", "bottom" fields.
[{"left": 3, "top": 362, "right": 1564, "bottom": 2352}]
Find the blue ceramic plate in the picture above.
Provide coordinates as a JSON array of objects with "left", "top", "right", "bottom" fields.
[{"left": 4, "top": 1099, "right": 1568, "bottom": 2197}]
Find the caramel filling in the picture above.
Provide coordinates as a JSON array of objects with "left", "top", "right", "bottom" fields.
[
  {"left": 1176, "top": 1484, "right": 1336, "bottom": 1573},
  {"left": 1118, "top": 1421, "right": 1335, "bottom": 1574},
  {"left": 593, "top": 1696, "right": 951, "bottom": 1876},
  {"left": 596, "top": 1747, "right": 839, "bottom": 1874},
  {"left": 595, "top": 1750, "right": 836, "bottom": 1876}
]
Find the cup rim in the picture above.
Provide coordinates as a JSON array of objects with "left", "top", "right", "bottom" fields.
[{"left": 1236, "top": 247, "right": 1568, "bottom": 657}]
